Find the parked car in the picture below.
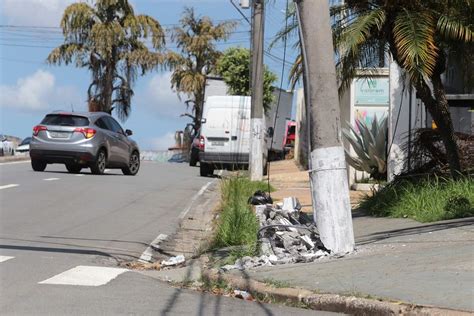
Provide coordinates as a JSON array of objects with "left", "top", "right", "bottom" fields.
[
  {"left": 29, "top": 111, "right": 140, "bottom": 175},
  {"left": 283, "top": 121, "right": 296, "bottom": 149},
  {"left": 189, "top": 129, "right": 203, "bottom": 167},
  {"left": 16, "top": 137, "right": 31, "bottom": 153},
  {"left": 0, "top": 135, "right": 15, "bottom": 156}
]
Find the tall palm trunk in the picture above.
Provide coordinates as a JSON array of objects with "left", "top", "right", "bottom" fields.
[{"left": 415, "top": 76, "right": 462, "bottom": 178}]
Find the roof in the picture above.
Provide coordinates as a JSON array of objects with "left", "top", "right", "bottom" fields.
[{"left": 48, "top": 111, "right": 111, "bottom": 119}]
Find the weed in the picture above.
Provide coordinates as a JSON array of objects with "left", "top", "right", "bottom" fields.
[
  {"left": 212, "top": 176, "right": 272, "bottom": 257},
  {"left": 263, "top": 278, "right": 292, "bottom": 288},
  {"left": 359, "top": 175, "right": 474, "bottom": 222}
]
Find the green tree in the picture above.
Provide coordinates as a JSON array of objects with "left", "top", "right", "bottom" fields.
[
  {"left": 47, "top": 0, "right": 165, "bottom": 120},
  {"left": 274, "top": 0, "right": 474, "bottom": 178},
  {"left": 216, "top": 47, "right": 277, "bottom": 112},
  {"left": 166, "top": 8, "right": 236, "bottom": 131}
]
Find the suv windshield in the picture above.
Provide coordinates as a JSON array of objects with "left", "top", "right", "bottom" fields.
[{"left": 41, "top": 114, "right": 89, "bottom": 127}]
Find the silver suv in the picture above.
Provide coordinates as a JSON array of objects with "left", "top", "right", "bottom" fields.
[{"left": 30, "top": 111, "right": 140, "bottom": 175}]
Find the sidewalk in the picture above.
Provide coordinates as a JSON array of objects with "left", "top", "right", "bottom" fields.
[{"left": 237, "top": 160, "right": 474, "bottom": 312}]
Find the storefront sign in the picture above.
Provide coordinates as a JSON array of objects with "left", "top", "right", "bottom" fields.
[{"left": 355, "top": 78, "right": 389, "bottom": 105}]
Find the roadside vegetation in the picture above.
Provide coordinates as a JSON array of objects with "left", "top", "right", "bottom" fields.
[
  {"left": 212, "top": 176, "right": 272, "bottom": 259},
  {"left": 359, "top": 175, "right": 474, "bottom": 222}
]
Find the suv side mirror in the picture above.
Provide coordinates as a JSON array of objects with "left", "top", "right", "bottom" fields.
[
  {"left": 125, "top": 129, "right": 133, "bottom": 136},
  {"left": 267, "top": 127, "right": 274, "bottom": 138}
]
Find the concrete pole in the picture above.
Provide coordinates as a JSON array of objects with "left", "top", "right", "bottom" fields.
[
  {"left": 295, "top": 0, "right": 354, "bottom": 254},
  {"left": 249, "top": 0, "right": 265, "bottom": 181}
]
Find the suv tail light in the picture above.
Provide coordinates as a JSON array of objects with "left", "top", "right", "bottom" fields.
[
  {"left": 74, "top": 127, "right": 96, "bottom": 139},
  {"left": 33, "top": 125, "right": 47, "bottom": 136},
  {"left": 198, "top": 135, "right": 205, "bottom": 150}
]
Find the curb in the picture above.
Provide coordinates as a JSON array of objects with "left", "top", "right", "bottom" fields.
[
  {"left": 201, "top": 268, "right": 471, "bottom": 315},
  {"left": 0, "top": 156, "right": 30, "bottom": 164}
]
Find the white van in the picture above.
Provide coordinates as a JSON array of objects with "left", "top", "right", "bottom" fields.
[{"left": 199, "top": 96, "right": 267, "bottom": 176}]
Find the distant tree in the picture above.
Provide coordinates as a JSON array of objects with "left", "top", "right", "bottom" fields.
[
  {"left": 166, "top": 7, "right": 236, "bottom": 131},
  {"left": 216, "top": 47, "right": 277, "bottom": 112},
  {"left": 47, "top": 0, "right": 165, "bottom": 121}
]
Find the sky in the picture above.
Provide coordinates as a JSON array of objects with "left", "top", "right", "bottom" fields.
[{"left": 0, "top": 0, "right": 297, "bottom": 150}]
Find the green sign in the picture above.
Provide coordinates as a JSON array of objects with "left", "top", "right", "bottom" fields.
[{"left": 355, "top": 78, "right": 389, "bottom": 105}]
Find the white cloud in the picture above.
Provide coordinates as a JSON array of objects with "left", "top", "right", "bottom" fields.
[
  {"left": 147, "top": 132, "right": 177, "bottom": 151},
  {"left": 136, "top": 72, "right": 188, "bottom": 119},
  {"left": 0, "top": 69, "right": 81, "bottom": 111},
  {"left": 0, "top": 0, "right": 75, "bottom": 27}
]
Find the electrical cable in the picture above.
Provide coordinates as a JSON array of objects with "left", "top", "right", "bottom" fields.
[{"left": 266, "top": 0, "right": 290, "bottom": 195}]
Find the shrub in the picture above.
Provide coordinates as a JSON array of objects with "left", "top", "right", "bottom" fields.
[{"left": 359, "top": 175, "right": 474, "bottom": 222}]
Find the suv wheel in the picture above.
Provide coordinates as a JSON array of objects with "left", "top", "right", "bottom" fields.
[
  {"left": 31, "top": 159, "right": 47, "bottom": 172},
  {"left": 122, "top": 151, "right": 140, "bottom": 176},
  {"left": 90, "top": 149, "right": 106, "bottom": 175},
  {"left": 66, "top": 163, "right": 82, "bottom": 174}
]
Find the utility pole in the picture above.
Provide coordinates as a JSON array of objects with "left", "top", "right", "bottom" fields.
[
  {"left": 249, "top": 0, "right": 265, "bottom": 181},
  {"left": 295, "top": 0, "right": 354, "bottom": 254}
]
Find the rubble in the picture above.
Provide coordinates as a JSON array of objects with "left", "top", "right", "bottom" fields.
[{"left": 220, "top": 197, "right": 330, "bottom": 271}]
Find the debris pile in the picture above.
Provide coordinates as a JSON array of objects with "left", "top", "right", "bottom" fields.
[{"left": 221, "top": 197, "right": 329, "bottom": 271}]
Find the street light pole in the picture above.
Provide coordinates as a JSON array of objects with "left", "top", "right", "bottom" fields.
[{"left": 249, "top": 0, "right": 265, "bottom": 181}]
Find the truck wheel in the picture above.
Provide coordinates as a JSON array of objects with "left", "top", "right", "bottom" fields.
[{"left": 200, "top": 163, "right": 213, "bottom": 177}]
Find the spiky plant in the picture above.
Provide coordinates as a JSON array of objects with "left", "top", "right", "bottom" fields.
[
  {"left": 47, "top": 0, "right": 165, "bottom": 121},
  {"left": 343, "top": 115, "right": 388, "bottom": 180}
]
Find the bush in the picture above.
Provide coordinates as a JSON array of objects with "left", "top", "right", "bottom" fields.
[
  {"left": 213, "top": 176, "right": 272, "bottom": 256},
  {"left": 359, "top": 175, "right": 474, "bottom": 222}
]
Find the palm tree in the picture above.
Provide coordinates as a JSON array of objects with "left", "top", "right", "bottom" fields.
[
  {"left": 47, "top": 0, "right": 165, "bottom": 121},
  {"left": 165, "top": 7, "right": 236, "bottom": 131},
  {"left": 274, "top": 0, "right": 473, "bottom": 178}
]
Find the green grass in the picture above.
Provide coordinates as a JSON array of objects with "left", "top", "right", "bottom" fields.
[
  {"left": 359, "top": 175, "right": 474, "bottom": 222},
  {"left": 212, "top": 176, "right": 273, "bottom": 258}
]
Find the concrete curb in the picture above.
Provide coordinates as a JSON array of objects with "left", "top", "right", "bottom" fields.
[
  {"left": 201, "top": 268, "right": 471, "bottom": 315},
  {"left": 0, "top": 156, "right": 30, "bottom": 164}
]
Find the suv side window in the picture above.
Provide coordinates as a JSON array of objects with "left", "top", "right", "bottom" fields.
[
  {"left": 104, "top": 117, "right": 124, "bottom": 134},
  {"left": 95, "top": 117, "right": 109, "bottom": 130}
]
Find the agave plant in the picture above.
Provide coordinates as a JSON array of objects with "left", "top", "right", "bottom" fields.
[{"left": 343, "top": 115, "right": 388, "bottom": 180}]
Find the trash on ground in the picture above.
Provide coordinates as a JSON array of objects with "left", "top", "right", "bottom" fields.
[
  {"left": 161, "top": 255, "right": 185, "bottom": 267},
  {"left": 221, "top": 197, "right": 330, "bottom": 271},
  {"left": 233, "top": 290, "right": 254, "bottom": 301},
  {"left": 248, "top": 190, "right": 273, "bottom": 205}
]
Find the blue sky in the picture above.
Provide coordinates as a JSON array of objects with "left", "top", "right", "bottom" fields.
[{"left": 0, "top": 0, "right": 297, "bottom": 150}]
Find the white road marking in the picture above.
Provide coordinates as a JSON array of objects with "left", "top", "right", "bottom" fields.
[
  {"left": 0, "top": 256, "right": 14, "bottom": 263},
  {"left": 39, "top": 266, "right": 128, "bottom": 286},
  {"left": 104, "top": 169, "right": 111, "bottom": 173},
  {"left": 43, "top": 178, "right": 60, "bottom": 181},
  {"left": 0, "top": 160, "right": 30, "bottom": 166},
  {"left": 75, "top": 174, "right": 85, "bottom": 177},
  {"left": 178, "top": 171, "right": 222, "bottom": 220},
  {"left": 138, "top": 234, "right": 168, "bottom": 263},
  {"left": 0, "top": 184, "right": 19, "bottom": 190}
]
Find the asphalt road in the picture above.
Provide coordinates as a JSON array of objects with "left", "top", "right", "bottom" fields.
[{"left": 0, "top": 161, "right": 335, "bottom": 316}]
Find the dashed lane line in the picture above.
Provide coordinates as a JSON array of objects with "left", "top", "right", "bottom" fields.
[
  {"left": 0, "top": 256, "right": 14, "bottom": 263},
  {"left": 0, "top": 184, "right": 19, "bottom": 190},
  {"left": 43, "top": 178, "right": 60, "bottom": 181},
  {"left": 39, "top": 265, "right": 128, "bottom": 286},
  {"left": 0, "top": 160, "right": 30, "bottom": 166}
]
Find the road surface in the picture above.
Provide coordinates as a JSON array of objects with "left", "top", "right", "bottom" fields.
[{"left": 0, "top": 161, "right": 334, "bottom": 315}]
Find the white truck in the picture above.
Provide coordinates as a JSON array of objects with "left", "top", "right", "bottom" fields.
[
  {"left": 199, "top": 78, "right": 293, "bottom": 174},
  {"left": 198, "top": 95, "right": 257, "bottom": 176}
]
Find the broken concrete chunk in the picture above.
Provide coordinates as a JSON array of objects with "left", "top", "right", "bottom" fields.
[
  {"left": 282, "top": 197, "right": 302, "bottom": 213},
  {"left": 299, "top": 235, "right": 315, "bottom": 250}
]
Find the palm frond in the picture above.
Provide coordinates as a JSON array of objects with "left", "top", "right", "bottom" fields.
[
  {"left": 393, "top": 10, "right": 438, "bottom": 82},
  {"left": 437, "top": 14, "right": 473, "bottom": 42}
]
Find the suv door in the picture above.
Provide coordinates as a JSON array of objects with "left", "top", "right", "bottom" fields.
[
  {"left": 95, "top": 117, "right": 119, "bottom": 164},
  {"left": 103, "top": 116, "right": 130, "bottom": 165}
]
